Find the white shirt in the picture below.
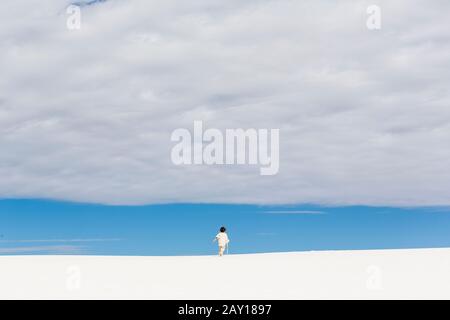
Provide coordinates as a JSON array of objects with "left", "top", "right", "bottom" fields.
[{"left": 216, "top": 232, "right": 229, "bottom": 247}]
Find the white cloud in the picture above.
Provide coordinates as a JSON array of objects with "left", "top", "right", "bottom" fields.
[
  {"left": 1, "top": 0, "right": 450, "bottom": 206},
  {"left": 0, "top": 238, "right": 121, "bottom": 243},
  {"left": 0, "top": 245, "right": 83, "bottom": 254},
  {"left": 264, "top": 211, "right": 326, "bottom": 215}
]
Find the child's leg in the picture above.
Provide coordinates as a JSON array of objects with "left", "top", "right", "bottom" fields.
[{"left": 219, "top": 246, "right": 225, "bottom": 256}]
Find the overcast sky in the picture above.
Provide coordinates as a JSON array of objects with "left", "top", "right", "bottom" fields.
[{"left": 1, "top": 0, "right": 450, "bottom": 206}]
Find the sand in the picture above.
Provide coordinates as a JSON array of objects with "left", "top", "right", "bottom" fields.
[{"left": 1, "top": 248, "right": 449, "bottom": 299}]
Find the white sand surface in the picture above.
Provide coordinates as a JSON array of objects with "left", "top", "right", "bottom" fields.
[{"left": 1, "top": 248, "right": 449, "bottom": 299}]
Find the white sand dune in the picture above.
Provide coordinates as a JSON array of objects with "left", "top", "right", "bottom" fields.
[{"left": 1, "top": 248, "right": 449, "bottom": 299}]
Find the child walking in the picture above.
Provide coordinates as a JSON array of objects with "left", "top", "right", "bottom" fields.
[{"left": 213, "top": 226, "right": 230, "bottom": 256}]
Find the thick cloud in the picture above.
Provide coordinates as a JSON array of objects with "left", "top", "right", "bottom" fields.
[{"left": 1, "top": 0, "right": 450, "bottom": 205}]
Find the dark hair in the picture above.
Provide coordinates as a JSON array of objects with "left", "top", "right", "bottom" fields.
[{"left": 220, "top": 226, "right": 226, "bottom": 233}]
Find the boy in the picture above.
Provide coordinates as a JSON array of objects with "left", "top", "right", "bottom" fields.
[{"left": 213, "top": 226, "right": 230, "bottom": 256}]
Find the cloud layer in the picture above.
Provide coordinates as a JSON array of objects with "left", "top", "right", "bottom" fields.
[
  {"left": 1, "top": 0, "right": 450, "bottom": 205},
  {"left": 0, "top": 245, "right": 83, "bottom": 254}
]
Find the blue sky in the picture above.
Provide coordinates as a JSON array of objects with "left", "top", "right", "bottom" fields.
[{"left": 1, "top": 199, "right": 450, "bottom": 255}]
